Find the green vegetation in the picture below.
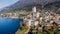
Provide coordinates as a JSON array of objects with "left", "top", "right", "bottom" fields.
[
  {"left": 16, "top": 24, "right": 27, "bottom": 34},
  {"left": 15, "top": 24, "right": 60, "bottom": 34}
]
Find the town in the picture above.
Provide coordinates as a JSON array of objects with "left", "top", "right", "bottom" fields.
[{"left": 0, "top": 6, "right": 60, "bottom": 34}]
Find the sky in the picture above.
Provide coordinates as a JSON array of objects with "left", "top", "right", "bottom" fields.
[{"left": 0, "top": 0, "right": 19, "bottom": 9}]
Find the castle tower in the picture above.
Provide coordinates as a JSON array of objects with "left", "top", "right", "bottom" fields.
[{"left": 32, "top": 6, "right": 36, "bottom": 12}]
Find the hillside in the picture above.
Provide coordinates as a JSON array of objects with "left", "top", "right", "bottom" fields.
[{"left": 0, "top": 0, "right": 60, "bottom": 13}]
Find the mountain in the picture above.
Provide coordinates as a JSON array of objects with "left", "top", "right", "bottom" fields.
[
  {"left": 44, "top": 1, "right": 60, "bottom": 14},
  {"left": 0, "top": 8, "right": 3, "bottom": 11},
  {"left": 1, "top": 0, "right": 60, "bottom": 13}
]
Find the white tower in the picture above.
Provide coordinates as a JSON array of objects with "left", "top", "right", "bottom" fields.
[{"left": 32, "top": 6, "right": 36, "bottom": 12}]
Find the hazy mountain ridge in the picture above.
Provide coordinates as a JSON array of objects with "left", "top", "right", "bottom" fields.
[{"left": 1, "top": 0, "right": 60, "bottom": 13}]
